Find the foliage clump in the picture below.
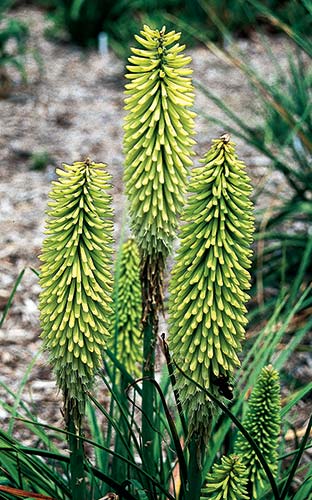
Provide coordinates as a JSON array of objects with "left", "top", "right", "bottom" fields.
[{"left": 0, "top": 2, "right": 29, "bottom": 95}]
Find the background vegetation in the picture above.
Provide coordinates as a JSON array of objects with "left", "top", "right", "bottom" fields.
[{"left": 5, "top": 0, "right": 312, "bottom": 53}]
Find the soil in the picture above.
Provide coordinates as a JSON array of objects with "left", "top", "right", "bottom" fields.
[{"left": 0, "top": 4, "right": 310, "bottom": 466}]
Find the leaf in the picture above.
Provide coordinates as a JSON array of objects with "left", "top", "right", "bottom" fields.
[{"left": 0, "top": 485, "right": 55, "bottom": 499}]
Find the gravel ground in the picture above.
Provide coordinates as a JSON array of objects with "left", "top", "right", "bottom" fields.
[{"left": 0, "top": 5, "right": 310, "bottom": 450}]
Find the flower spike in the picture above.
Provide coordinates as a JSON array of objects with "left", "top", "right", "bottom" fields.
[
  {"left": 110, "top": 238, "right": 143, "bottom": 377},
  {"left": 201, "top": 454, "right": 249, "bottom": 500},
  {"left": 169, "top": 135, "right": 254, "bottom": 445},
  {"left": 234, "top": 365, "right": 281, "bottom": 498},
  {"left": 39, "top": 159, "right": 113, "bottom": 429},
  {"left": 123, "top": 26, "right": 195, "bottom": 473},
  {"left": 124, "top": 24, "right": 196, "bottom": 269}
]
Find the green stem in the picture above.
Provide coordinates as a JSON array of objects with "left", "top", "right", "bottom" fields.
[
  {"left": 186, "top": 437, "right": 205, "bottom": 500},
  {"left": 68, "top": 413, "right": 86, "bottom": 500},
  {"left": 142, "top": 315, "right": 156, "bottom": 472},
  {"left": 111, "top": 375, "right": 130, "bottom": 482},
  {"left": 140, "top": 256, "right": 163, "bottom": 497},
  {"left": 161, "top": 333, "right": 188, "bottom": 438}
]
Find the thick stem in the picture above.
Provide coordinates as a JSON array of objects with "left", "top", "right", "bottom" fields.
[
  {"left": 140, "top": 256, "right": 163, "bottom": 495},
  {"left": 111, "top": 374, "right": 130, "bottom": 481},
  {"left": 142, "top": 315, "right": 156, "bottom": 473},
  {"left": 140, "top": 254, "right": 163, "bottom": 458},
  {"left": 186, "top": 437, "right": 205, "bottom": 500},
  {"left": 68, "top": 410, "right": 86, "bottom": 500}
]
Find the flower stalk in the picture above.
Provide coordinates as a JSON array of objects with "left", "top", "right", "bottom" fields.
[
  {"left": 39, "top": 159, "right": 113, "bottom": 499},
  {"left": 124, "top": 23, "right": 195, "bottom": 316},
  {"left": 201, "top": 454, "right": 249, "bottom": 500},
  {"left": 169, "top": 135, "right": 254, "bottom": 496},
  {"left": 123, "top": 24, "right": 195, "bottom": 479},
  {"left": 234, "top": 365, "right": 281, "bottom": 498},
  {"left": 110, "top": 238, "right": 143, "bottom": 380}
]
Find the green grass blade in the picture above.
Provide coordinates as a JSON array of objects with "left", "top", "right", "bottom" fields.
[
  {"left": 6, "top": 444, "right": 137, "bottom": 500},
  {"left": 240, "top": 295, "right": 287, "bottom": 387},
  {"left": 0, "top": 268, "right": 26, "bottom": 328},
  {"left": 174, "top": 364, "right": 280, "bottom": 500},
  {"left": 105, "top": 348, "right": 141, "bottom": 392},
  {"left": 160, "top": 334, "right": 187, "bottom": 437},
  {"left": 275, "top": 317, "right": 312, "bottom": 371},
  {"left": 30, "top": 267, "right": 40, "bottom": 277},
  {"left": 281, "top": 382, "right": 312, "bottom": 418},
  {"left": 291, "top": 470, "right": 312, "bottom": 500},
  {"left": 279, "top": 414, "right": 312, "bottom": 500},
  {"left": 0, "top": 389, "right": 67, "bottom": 470},
  {"left": 7, "top": 353, "right": 40, "bottom": 435},
  {"left": 301, "top": 0, "right": 312, "bottom": 15},
  {"left": 0, "top": 432, "right": 70, "bottom": 498},
  {"left": 90, "top": 374, "right": 143, "bottom": 459},
  {"left": 85, "top": 401, "right": 106, "bottom": 472},
  {"left": 18, "top": 418, "right": 176, "bottom": 500},
  {"left": 87, "top": 391, "right": 136, "bottom": 463},
  {"left": 242, "top": 285, "right": 311, "bottom": 386},
  {"left": 288, "top": 239, "right": 312, "bottom": 306},
  {"left": 245, "top": 0, "right": 312, "bottom": 56},
  {"left": 131, "top": 376, "right": 188, "bottom": 497}
]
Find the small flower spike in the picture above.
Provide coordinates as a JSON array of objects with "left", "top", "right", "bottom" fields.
[
  {"left": 124, "top": 24, "right": 196, "bottom": 266},
  {"left": 39, "top": 159, "right": 113, "bottom": 429},
  {"left": 169, "top": 135, "right": 254, "bottom": 445},
  {"left": 201, "top": 454, "right": 249, "bottom": 500},
  {"left": 234, "top": 365, "right": 281, "bottom": 498},
  {"left": 110, "top": 238, "right": 143, "bottom": 377}
]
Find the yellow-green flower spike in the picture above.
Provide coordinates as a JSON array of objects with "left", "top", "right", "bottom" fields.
[
  {"left": 169, "top": 135, "right": 254, "bottom": 444},
  {"left": 234, "top": 365, "right": 281, "bottom": 498},
  {"left": 39, "top": 159, "right": 113, "bottom": 428},
  {"left": 123, "top": 24, "right": 196, "bottom": 262},
  {"left": 201, "top": 455, "right": 249, "bottom": 500},
  {"left": 110, "top": 238, "right": 143, "bottom": 377}
]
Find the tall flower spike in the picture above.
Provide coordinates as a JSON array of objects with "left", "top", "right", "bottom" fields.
[
  {"left": 123, "top": 24, "right": 195, "bottom": 274},
  {"left": 201, "top": 454, "right": 249, "bottom": 500},
  {"left": 39, "top": 159, "right": 113, "bottom": 429},
  {"left": 110, "top": 238, "right": 143, "bottom": 377},
  {"left": 169, "top": 135, "right": 254, "bottom": 445},
  {"left": 234, "top": 365, "right": 281, "bottom": 498}
]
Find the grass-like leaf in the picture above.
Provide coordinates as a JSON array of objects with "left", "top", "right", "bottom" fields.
[{"left": 0, "top": 268, "right": 26, "bottom": 328}]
